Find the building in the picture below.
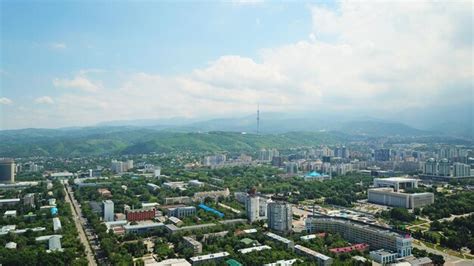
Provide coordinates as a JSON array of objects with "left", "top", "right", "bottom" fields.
[
  {"left": 147, "top": 183, "right": 160, "bottom": 191},
  {"left": 193, "top": 188, "right": 230, "bottom": 202},
  {"left": 373, "top": 177, "right": 418, "bottom": 192},
  {"left": 111, "top": 159, "right": 134, "bottom": 173},
  {"left": 294, "top": 245, "right": 333, "bottom": 266},
  {"left": 98, "top": 188, "right": 112, "bottom": 197},
  {"left": 246, "top": 194, "right": 260, "bottom": 222},
  {"left": 0, "top": 159, "right": 15, "bottom": 183},
  {"left": 183, "top": 236, "right": 202, "bottom": 254},
  {"left": 423, "top": 158, "right": 437, "bottom": 175},
  {"left": 238, "top": 245, "right": 272, "bottom": 254},
  {"left": 304, "top": 171, "right": 330, "bottom": 181},
  {"left": 370, "top": 249, "right": 398, "bottom": 264},
  {"left": 167, "top": 206, "right": 196, "bottom": 218},
  {"left": 126, "top": 208, "right": 156, "bottom": 221},
  {"left": 5, "top": 242, "right": 17, "bottom": 249},
  {"left": 103, "top": 200, "right": 114, "bottom": 222},
  {"left": 165, "top": 196, "right": 192, "bottom": 205},
  {"left": 375, "top": 149, "right": 391, "bottom": 161},
  {"left": 453, "top": 163, "right": 471, "bottom": 177},
  {"left": 123, "top": 222, "right": 164, "bottom": 234},
  {"left": 329, "top": 243, "right": 368, "bottom": 254},
  {"left": 36, "top": 235, "right": 63, "bottom": 252},
  {"left": 189, "top": 252, "right": 229, "bottom": 265},
  {"left": 53, "top": 217, "right": 62, "bottom": 232},
  {"left": 306, "top": 217, "right": 413, "bottom": 258},
  {"left": 368, "top": 188, "right": 434, "bottom": 209},
  {"left": 202, "top": 154, "right": 227, "bottom": 166},
  {"left": 265, "top": 232, "right": 294, "bottom": 249},
  {"left": 438, "top": 158, "right": 450, "bottom": 176},
  {"left": 152, "top": 258, "right": 191, "bottom": 266},
  {"left": 0, "top": 198, "right": 20, "bottom": 207},
  {"left": 3, "top": 210, "right": 17, "bottom": 218},
  {"left": 267, "top": 200, "right": 293, "bottom": 233},
  {"left": 23, "top": 193, "right": 35, "bottom": 207},
  {"left": 285, "top": 162, "right": 298, "bottom": 174}
]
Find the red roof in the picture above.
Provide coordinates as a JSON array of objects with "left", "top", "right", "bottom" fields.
[{"left": 329, "top": 243, "right": 369, "bottom": 253}]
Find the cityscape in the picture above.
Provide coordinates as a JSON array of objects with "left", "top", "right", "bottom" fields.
[{"left": 0, "top": 1, "right": 473, "bottom": 266}]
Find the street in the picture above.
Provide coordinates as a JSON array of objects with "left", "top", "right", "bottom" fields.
[{"left": 64, "top": 183, "right": 98, "bottom": 266}]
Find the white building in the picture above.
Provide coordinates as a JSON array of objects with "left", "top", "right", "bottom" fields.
[
  {"left": 453, "top": 163, "right": 471, "bottom": 177},
  {"left": 246, "top": 195, "right": 260, "bottom": 222},
  {"left": 53, "top": 217, "right": 62, "bottom": 232},
  {"left": 103, "top": 200, "right": 114, "bottom": 222}
]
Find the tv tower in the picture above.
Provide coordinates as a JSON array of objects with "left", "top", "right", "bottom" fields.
[{"left": 257, "top": 104, "right": 260, "bottom": 135}]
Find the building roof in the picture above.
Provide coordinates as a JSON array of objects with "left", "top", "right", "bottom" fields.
[
  {"left": 0, "top": 198, "right": 20, "bottom": 203},
  {"left": 238, "top": 245, "right": 271, "bottom": 254},
  {"left": 294, "top": 245, "right": 332, "bottom": 261},
  {"left": 190, "top": 252, "right": 229, "bottom": 262}
]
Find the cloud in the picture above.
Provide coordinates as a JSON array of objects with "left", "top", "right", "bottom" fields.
[
  {"left": 3, "top": 1, "right": 472, "bottom": 129},
  {"left": 49, "top": 42, "right": 67, "bottom": 50},
  {"left": 34, "top": 96, "right": 54, "bottom": 104},
  {"left": 0, "top": 97, "right": 13, "bottom": 105},
  {"left": 53, "top": 75, "right": 101, "bottom": 92}
]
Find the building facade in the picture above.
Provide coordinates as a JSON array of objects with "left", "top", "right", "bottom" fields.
[
  {"left": 267, "top": 201, "right": 292, "bottom": 233},
  {"left": 102, "top": 200, "right": 114, "bottom": 222}
]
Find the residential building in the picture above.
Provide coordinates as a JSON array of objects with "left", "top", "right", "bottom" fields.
[
  {"left": 294, "top": 245, "right": 333, "bottom": 266},
  {"left": 103, "top": 200, "right": 114, "bottom": 222},
  {"left": 370, "top": 249, "right": 398, "bottom": 264},
  {"left": 23, "top": 193, "right": 35, "bottom": 207},
  {"left": 189, "top": 252, "right": 229, "bottom": 265},
  {"left": 453, "top": 163, "right": 471, "bottom": 177},
  {"left": 375, "top": 149, "right": 391, "bottom": 161},
  {"left": 265, "top": 232, "right": 294, "bottom": 249},
  {"left": 306, "top": 217, "right": 413, "bottom": 258},
  {"left": 126, "top": 208, "right": 156, "bottom": 221},
  {"left": 183, "top": 236, "right": 202, "bottom": 254},
  {"left": 246, "top": 194, "right": 260, "bottom": 222},
  {"left": 0, "top": 159, "right": 15, "bottom": 183},
  {"left": 267, "top": 200, "right": 292, "bottom": 233},
  {"left": 53, "top": 217, "right": 62, "bottom": 232}
]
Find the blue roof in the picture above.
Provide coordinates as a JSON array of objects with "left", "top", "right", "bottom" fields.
[
  {"left": 50, "top": 207, "right": 58, "bottom": 215},
  {"left": 198, "top": 204, "right": 224, "bottom": 218},
  {"left": 306, "top": 171, "right": 322, "bottom": 177}
]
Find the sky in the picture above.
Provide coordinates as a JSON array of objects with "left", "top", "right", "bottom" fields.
[{"left": 0, "top": 0, "right": 472, "bottom": 129}]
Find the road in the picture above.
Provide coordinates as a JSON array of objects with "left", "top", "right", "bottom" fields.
[
  {"left": 413, "top": 241, "right": 473, "bottom": 266},
  {"left": 64, "top": 183, "right": 97, "bottom": 266}
]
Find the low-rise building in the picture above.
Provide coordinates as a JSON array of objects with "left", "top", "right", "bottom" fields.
[
  {"left": 238, "top": 245, "right": 272, "bottom": 254},
  {"left": 370, "top": 249, "right": 398, "bottom": 264},
  {"left": 294, "top": 245, "right": 333, "bottom": 266},
  {"left": 189, "top": 252, "right": 229, "bottom": 265},
  {"left": 183, "top": 236, "right": 202, "bottom": 254},
  {"left": 368, "top": 188, "right": 434, "bottom": 209},
  {"left": 126, "top": 208, "right": 156, "bottom": 221},
  {"left": 265, "top": 232, "right": 294, "bottom": 250},
  {"left": 167, "top": 206, "right": 196, "bottom": 218},
  {"left": 53, "top": 217, "right": 62, "bottom": 232}
]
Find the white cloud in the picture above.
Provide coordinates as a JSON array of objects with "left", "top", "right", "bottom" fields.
[
  {"left": 0, "top": 97, "right": 13, "bottom": 105},
  {"left": 34, "top": 96, "right": 55, "bottom": 104},
  {"left": 50, "top": 42, "right": 67, "bottom": 50},
  {"left": 3, "top": 1, "right": 472, "bottom": 128},
  {"left": 53, "top": 75, "right": 101, "bottom": 92}
]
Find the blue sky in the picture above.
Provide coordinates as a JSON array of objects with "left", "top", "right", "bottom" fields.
[{"left": 0, "top": 0, "right": 472, "bottom": 129}]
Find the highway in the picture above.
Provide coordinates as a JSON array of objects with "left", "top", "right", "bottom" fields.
[{"left": 64, "top": 183, "right": 97, "bottom": 266}]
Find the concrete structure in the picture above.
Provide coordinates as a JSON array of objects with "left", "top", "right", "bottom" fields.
[
  {"left": 23, "top": 193, "right": 35, "bottom": 207},
  {"left": 35, "top": 235, "right": 63, "bottom": 252},
  {"left": 267, "top": 200, "right": 292, "bottom": 233},
  {"left": 167, "top": 206, "right": 196, "bottom": 218},
  {"left": 123, "top": 222, "right": 164, "bottom": 234},
  {"left": 0, "top": 159, "right": 15, "bottom": 183},
  {"left": 265, "top": 232, "right": 294, "bottom": 249},
  {"left": 438, "top": 159, "right": 450, "bottom": 176},
  {"left": 368, "top": 188, "right": 434, "bottom": 209},
  {"left": 164, "top": 196, "right": 192, "bottom": 205},
  {"left": 5, "top": 242, "right": 17, "bottom": 249},
  {"left": 306, "top": 217, "right": 413, "bottom": 258},
  {"left": 53, "top": 217, "right": 62, "bottom": 232},
  {"left": 423, "top": 158, "right": 437, "bottom": 175},
  {"left": 453, "top": 163, "right": 471, "bottom": 177},
  {"left": 189, "top": 252, "right": 229, "bottom": 265},
  {"left": 147, "top": 183, "right": 160, "bottom": 190},
  {"left": 102, "top": 200, "right": 114, "bottom": 222},
  {"left": 294, "top": 245, "right": 333, "bottom": 266},
  {"left": 375, "top": 149, "right": 391, "bottom": 161},
  {"left": 373, "top": 177, "right": 418, "bottom": 192},
  {"left": 3, "top": 210, "right": 17, "bottom": 218},
  {"left": 263, "top": 259, "right": 299, "bottom": 266},
  {"left": 0, "top": 198, "right": 20, "bottom": 207},
  {"left": 183, "top": 236, "right": 202, "bottom": 254},
  {"left": 370, "top": 249, "right": 398, "bottom": 264},
  {"left": 238, "top": 245, "right": 272, "bottom": 254},
  {"left": 246, "top": 195, "right": 260, "bottom": 222},
  {"left": 152, "top": 258, "right": 191, "bottom": 266},
  {"left": 193, "top": 188, "right": 230, "bottom": 202},
  {"left": 126, "top": 208, "right": 156, "bottom": 221}
]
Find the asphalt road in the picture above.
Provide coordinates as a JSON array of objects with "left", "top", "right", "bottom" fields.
[
  {"left": 64, "top": 184, "right": 97, "bottom": 266},
  {"left": 413, "top": 242, "right": 473, "bottom": 266}
]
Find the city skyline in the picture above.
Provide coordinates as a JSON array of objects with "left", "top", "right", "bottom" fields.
[{"left": 1, "top": 0, "right": 472, "bottom": 129}]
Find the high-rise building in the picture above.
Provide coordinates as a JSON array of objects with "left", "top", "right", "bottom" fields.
[
  {"left": 246, "top": 195, "right": 260, "bottom": 223},
  {"left": 423, "top": 158, "right": 437, "bottom": 175},
  {"left": 267, "top": 200, "right": 292, "bottom": 233},
  {"left": 453, "top": 163, "right": 471, "bottom": 177},
  {"left": 438, "top": 158, "right": 450, "bottom": 176},
  {"left": 285, "top": 162, "right": 298, "bottom": 174},
  {"left": 335, "top": 146, "right": 348, "bottom": 159},
  {"left": 102, "top": 200, "right": 114, "bottom": 222},
  {"left": 374, "top": 149, "right": 391, "bottom": 161},
  {"left": 0, "top": 159, "right": 15, "bottom": 183}
]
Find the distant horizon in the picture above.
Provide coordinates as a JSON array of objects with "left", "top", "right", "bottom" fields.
[{"left": 1, "top": 1, "right": 472, "bottom": 130}]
